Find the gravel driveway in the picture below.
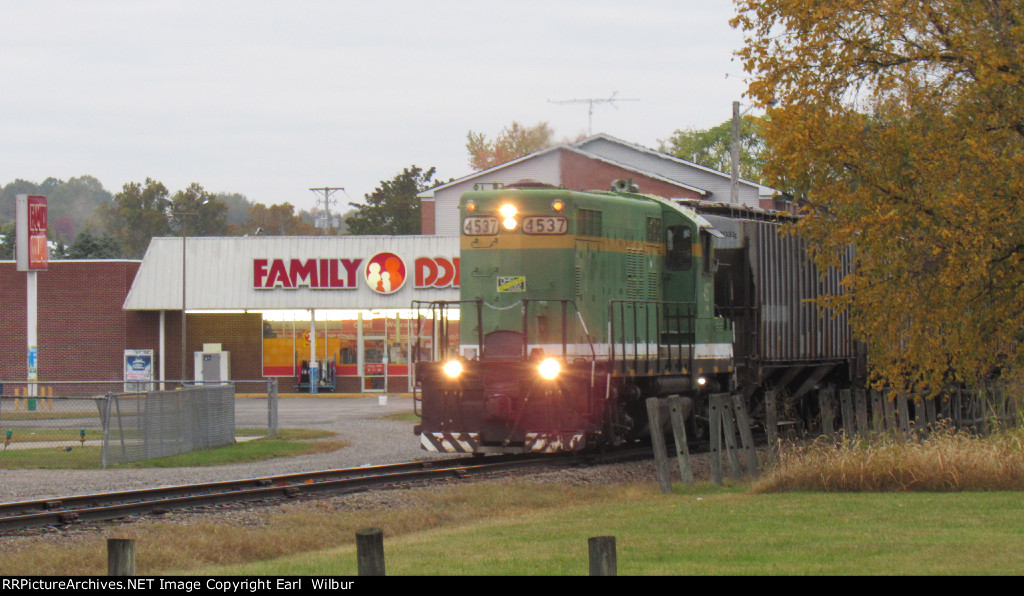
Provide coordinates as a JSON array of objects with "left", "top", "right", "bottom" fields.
[{"left": 1, "top": 395, "right": 459, "bottom": 503}]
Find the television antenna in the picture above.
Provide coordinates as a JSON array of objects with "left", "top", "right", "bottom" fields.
[{"left": 548, "top": 92, "right": 639, "bottom": 135}]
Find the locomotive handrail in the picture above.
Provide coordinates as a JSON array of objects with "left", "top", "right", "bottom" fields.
[
  {"left": 520, "top": 299, "right": 597, "bottom": 362},
  {"left": 607, "top": 300, "right": 702, "bottom": 376},
  {"left": 410, "top": 300, "right": 484, "bottom": 364}
]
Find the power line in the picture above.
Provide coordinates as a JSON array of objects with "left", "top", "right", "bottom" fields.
[{"left": 309, "top": 187, "right": 344, "bottom": 232}]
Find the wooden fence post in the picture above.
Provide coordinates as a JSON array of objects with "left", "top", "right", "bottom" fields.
[
  {"left": 666, "top": 396, "right": 693, "bottom": 486},
  {"left": 719, "top": 395, "right": 742, "bottom": 481},
  {"left": 854, "top": 387, "right": 868, "bottom": 438},
  {"left": 356, "top": 528, "right": 385, "bottom": 576},
  {"left": 107, "top": 538, "right": 135, "bottom": 576},
  {"left": 709, "top": 393, "right": 723, "bottom": 486},
  {"left": 897, "top": 395, "right": 911, "bottom": 437},
  {"left": 765, "top": 390, "right": 779, "bottom": 464},
  {"left": 870, "top": 388, "right": 884, "bottom": 434},
  {"left": 882, "top": 389, "right": 896, "bottom": 432},
  {"left": 819, "top": 388, "right": 835, "bottom": 436},
  {"left": 646, "top": 398, "right": 673, "bottom": 493},
  {"left": 588, "top": 536, "right": 617, "bottom": 576},
  {"left": 840, "top": 388, "right": 854, "bottom": 435},
  {"left": 730, "top": 393, "right": 759, "bottom": 477}
]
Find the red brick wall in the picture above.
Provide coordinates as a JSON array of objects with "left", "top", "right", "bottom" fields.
[
  {"left": 182, "top": 312, "right": 263, "bottom": 384},
  {"left": 560, "top": 151, "right": 705, "bottom": 200},
  {"left": 0, "top": 261, "right": 157, "bottom": 387},
  {"left": 421, "top": 199, "right": 435, "bottom": 235},
  {"left": 0, "top": 260, "right": 414, "bottom": 395},
  {"left": 0, "top": 261, "right": 265, "bottom": 389}
]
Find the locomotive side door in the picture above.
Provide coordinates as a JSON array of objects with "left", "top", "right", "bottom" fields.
[
  {"left": 662, "top": 212, "right": 697, "bottom": 306},
  {"left": 661, "top": 211, "right": 699, "bottom": 370}
]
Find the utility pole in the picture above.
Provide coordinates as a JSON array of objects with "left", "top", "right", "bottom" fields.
[
  {"left": 309, "top": 187, "right": 344, "bottom": 233},
  {"left": 548, "top": 92, "right": 639, "bottom": 136}
]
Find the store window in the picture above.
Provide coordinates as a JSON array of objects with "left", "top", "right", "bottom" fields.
[{"left": 259, "top": 309, "right": 459, "bottom": 390}]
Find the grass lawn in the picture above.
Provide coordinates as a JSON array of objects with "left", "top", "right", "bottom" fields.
[
  {"left": 0, "top": 428, "right": 342, "bottom": 469},
  {"left": 181, "top": 483, "right": 1024, "bottom": 576}
]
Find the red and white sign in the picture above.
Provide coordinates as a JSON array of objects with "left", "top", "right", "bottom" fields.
[
  {"left": 253, "top": 258, "right": 363, "bottom": 289},
  {"left": 253, "top": 255, "right": 459, "bottom": 291},
  {"left": 363, "top": 252, "right": 407, "bottom": 294},
  {"left": 415, "top": 256, "right": 459, "bottom": 288},
  {"left": 16, "top": 195, "right": 47, "bottom": 271}
]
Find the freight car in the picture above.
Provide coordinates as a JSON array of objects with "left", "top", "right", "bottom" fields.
[{"left": 412, "top": 181, "right": 859, "bottom": 453}]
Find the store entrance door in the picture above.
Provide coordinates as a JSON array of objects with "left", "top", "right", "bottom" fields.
[{"left": 361, "top": 337, "right": 386, "bottom": 391}]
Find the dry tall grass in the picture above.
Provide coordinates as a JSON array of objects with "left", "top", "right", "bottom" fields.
[{"left": 753, "top": 424, "right": 1024, "bottom": 492}]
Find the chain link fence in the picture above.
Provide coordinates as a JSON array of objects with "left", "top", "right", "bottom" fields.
[{"left": 0, "top": 380, "right": 278, "bottom": 468}]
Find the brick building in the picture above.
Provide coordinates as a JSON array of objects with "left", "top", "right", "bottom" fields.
[
  {"left": 0, "top": 260, "right": 158, "bottom": 387},
  {"left": 418, "top": 134, "right": 783, "bottom": 235},
  {"left": 122, "top": 235, "right": 459, "bottom": 393}
]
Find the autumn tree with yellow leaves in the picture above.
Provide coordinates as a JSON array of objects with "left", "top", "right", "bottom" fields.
[{"left": 733, "top": 0, "right": 1024, "bottom": 393}]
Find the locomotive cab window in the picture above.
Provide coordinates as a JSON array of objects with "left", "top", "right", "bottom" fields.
[{"left": 666, "top": 225, "right": 692, "bottom": 271}]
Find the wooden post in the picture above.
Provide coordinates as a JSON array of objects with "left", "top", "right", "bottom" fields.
[
  {"left": 718, "top": 394, "right": 742, "bottom": 481},
  {"left": 588, "top": 536, "right": 617, "bottom": 576},
  {"left": 765, "top": 390, "right": 779, "bottom": 464},
  {"left": 709, "top": 394, "right": 723, "bottom": 486},
  {"left": 896, "top": 395, "right": 910, "bottom": 437},
  {"left": 995, "top": 383, "right": 1008, "bottom": 429},
  {"left": 854, "top": 387, "right": 868, "bottom": 437},
  {"left": 646, "top": 398, "right": 672, "bottom": 493},
  {"left": 925, "top": 396, "right": 937, "bottom": 427},
  {"left": 819, "top": 388, "right": 834, "bottom": 436},
  {"left": 870, "top": 388, "right": 884, "bottom": 434},
  {"left": 840, "top": 388, "right": 854, "bottom": 436},
  {"left": 921, "top": 395, "right": 929, "bottom": 436},
  {"left": 666, "top": 396, "right": 693, "bottom": 486},
  {"left": 976, "top": 386, "right": 989, "bottom": 435},
  {"left": 730, "top": 393, "right": 759, "bottom": 477},
  {"left": 107, "top": 538, "right": 135, "bottom": 576},
  {"left": 949, "top": 387, "right": 962, "bottom": 427},
  {"left": 882, "top": 390, "right": 896, "bottom": 433},
  {"left": 356, "top": 528, "right": 385, "bottom": 576}
]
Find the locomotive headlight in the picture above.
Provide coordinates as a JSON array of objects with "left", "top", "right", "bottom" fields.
[
  {"left": 499, "top": 203, "right": 518, "bottom": 231},
  {"left": 696, "top": 376, "right": 707, "bottom": 387},
  {"left": 551, "top": 199, "right": 564, "bottom": 212},
  {"left": 465, "top": 200, "right": 476, "bottom": 213},
  {"left": 538, "top": 357, "right": 561, "bottom": 381},
  {"left": 442, "top": 360, "right": 463, "bottom": 379}
]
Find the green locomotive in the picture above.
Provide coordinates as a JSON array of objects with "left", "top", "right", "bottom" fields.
[{"left": 413, "top": 182, "right": 742, "bottom": 453}]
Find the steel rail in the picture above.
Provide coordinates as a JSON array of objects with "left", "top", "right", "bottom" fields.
[{"left": 0, "top": 451, "right": 636, "bottom": 533}]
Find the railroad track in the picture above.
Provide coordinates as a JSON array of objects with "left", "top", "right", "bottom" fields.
[{"left": 0, "top": 450, "right": 647, "bottom": 533}]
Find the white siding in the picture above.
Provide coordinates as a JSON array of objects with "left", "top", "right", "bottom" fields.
[
  {"left": 124, "top": 236, "right": 459, "bottom": 311},
  {"left": 577, "top": 136, "right": 763, "bottom": 208},
  {"left": 432, "top": 152, "right": 562, "bottom": 235}
]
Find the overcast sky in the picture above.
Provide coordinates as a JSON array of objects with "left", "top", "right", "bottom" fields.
[{"left": 2, "top": 1, "right": 751, "bottom": 215}]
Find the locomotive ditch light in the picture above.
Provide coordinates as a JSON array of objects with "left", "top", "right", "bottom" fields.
[
  {"left": 551, "top": 199, "right": 564, "bottom": 212},
  {"left": 538, "top": 357, "right": 561, "bottom": 381},
  {"left": 465, "top": 200, "right": 477, "bottom": 213},
  {"left": 499, "top": 203, "right": 518, "bottom": 231},
  {"left": 696, "top": 376, "right": 708, "bottom": 387},
  {"left": 442, "top": 359, "right": 464, "bottom": 379}
]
